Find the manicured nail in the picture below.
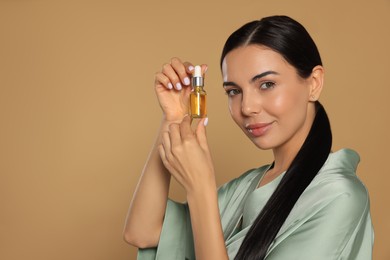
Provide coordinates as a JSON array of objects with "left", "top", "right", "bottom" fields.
[
  {"left": 188, "top": 66, "right": 194, "bottom": 72},
  {"left": 184, "top": 77, "right": 190, "bottom": 85},
  {"left": 204, "top": 65, "right": 208, "bottom": 73},
  {"left": 203, "top": 117, "right": 208, "bottom": 126},
  {"left": 167, "top": 83, "right": 173, "bottom": 89},
  {"left": 176, "top": 82, "right": 182, "bottom": 90}
]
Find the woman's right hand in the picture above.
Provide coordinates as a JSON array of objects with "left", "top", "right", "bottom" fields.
[{"left": 155, "top": 57, "right": 207, "bottom": 122}]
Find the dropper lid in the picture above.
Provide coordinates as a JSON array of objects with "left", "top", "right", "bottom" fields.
[{"left": 191, "top": 65, "right": 204, "bottom": 87}]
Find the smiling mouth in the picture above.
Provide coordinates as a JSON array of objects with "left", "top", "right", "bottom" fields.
[{"left": 245, "top": 122, "right": 273, "bottom": 136}]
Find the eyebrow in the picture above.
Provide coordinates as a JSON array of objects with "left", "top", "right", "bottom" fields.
[{"left": 223, "top": 70, "right": 279, "bottom": 88}]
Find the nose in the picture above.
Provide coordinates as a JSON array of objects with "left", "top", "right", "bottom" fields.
[{"left": 241, "top": 91, "right": 261, "bottom": 116}]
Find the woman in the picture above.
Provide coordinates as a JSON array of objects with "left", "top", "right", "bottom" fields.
[{"left": 123, "top": 15, "right": 374, "bottom": 260}]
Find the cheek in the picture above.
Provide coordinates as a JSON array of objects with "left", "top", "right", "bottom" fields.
[
  {"left": 265, "top": 91, "right": 294, "bottom": 117},
  {"left": 268, "top": 85, "right": 307, "bottom": 116},
  {"left": 228, "top": 98, "right": 242, "bottom": 123}
]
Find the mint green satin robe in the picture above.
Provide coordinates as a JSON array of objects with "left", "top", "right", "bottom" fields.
[{"left": 138, "top": 149, "right": 374, "bottom": 259}]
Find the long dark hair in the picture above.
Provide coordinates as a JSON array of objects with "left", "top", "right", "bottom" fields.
[{"left": 220, "top": 16, "right": 332, "bottom": 260}]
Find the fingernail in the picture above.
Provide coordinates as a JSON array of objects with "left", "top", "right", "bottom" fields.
[
  {"left": 188, "top": 66, "right": 194, "bottom": 71},
  {"left": 184, "top": 77, "right": 190, "bottom": 85},
  {"left": 204, "top": 65, "right": 208, "bottom": 73},
  {"left": 176, "top": 82, "right": 182, "bottom": 90},
  {"left": 204, "top": 117, "right": 208, "bottom": 126},
  {"left": 167, "top": 83, "right": 173, "bottom": 89}
]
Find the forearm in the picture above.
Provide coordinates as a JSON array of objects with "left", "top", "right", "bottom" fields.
[
  {"left": 187, "top": 183, "right": 228, "bottom": 260},
  {"left": 123, "top": 119, "right": 177, "bottom": 248}
]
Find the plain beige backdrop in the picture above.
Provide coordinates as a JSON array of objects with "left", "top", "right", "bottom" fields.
[{"left": 0, "top": 0, "right": 389, "bottom": 259}]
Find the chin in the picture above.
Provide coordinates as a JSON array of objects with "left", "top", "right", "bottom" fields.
[{"left": 250, "top": 138, "right": 276, "bottom": 150}]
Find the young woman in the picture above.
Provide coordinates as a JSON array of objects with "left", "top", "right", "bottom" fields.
[{"left": 123, "top": 16, "right": 374, "bottom": 260}]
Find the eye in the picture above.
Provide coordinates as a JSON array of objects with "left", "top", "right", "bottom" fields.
[
  {"left": 260, "top": 81, "right": 275, "bottom": 90},
  {"left": 225, "top": 88, "right": 241, "bottom": 97}
]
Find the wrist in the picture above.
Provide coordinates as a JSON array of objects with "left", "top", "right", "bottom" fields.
[
  {"left": 162, "top": 113, "right": 187, "bottom": 124},
  {"left": 159, "top": 117, "right": 181, "bottom": 131},
  {"left": 186, "top": 181, "right": 217, "bottom": 206}
]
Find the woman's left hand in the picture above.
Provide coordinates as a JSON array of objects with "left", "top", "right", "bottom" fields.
[{"left": 159, "top": 115, "right": 215, "bottom": 194}]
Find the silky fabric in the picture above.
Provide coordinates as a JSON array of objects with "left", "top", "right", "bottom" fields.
[{"left": 137, "top": 149, "right": 374, "bottom": 259}]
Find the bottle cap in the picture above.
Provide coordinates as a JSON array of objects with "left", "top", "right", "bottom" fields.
[
  {"left": 191, "top": 65, "right": 204, "bottom": 87},
  {"left": 194, "top": 65, "right": 202, "bottom": 77}
]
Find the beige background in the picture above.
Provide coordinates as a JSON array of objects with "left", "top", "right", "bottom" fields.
[{"left": 0, "top": 0, "right": 389, "bottom": 259}]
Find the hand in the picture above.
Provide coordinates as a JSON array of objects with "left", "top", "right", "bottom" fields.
[
  {"left": 158, "top": 115, "right": 215, "bottom": 194},
  {"left": 155, "top": 57, "right": 207, "bottom": 122}
]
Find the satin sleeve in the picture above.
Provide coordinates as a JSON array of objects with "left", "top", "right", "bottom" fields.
[
  {"left": 137, "top": 174, "right": 243, "bottom": 260},
  {"left": 137, "top": 199, "right": 193, "bottom": 260}
]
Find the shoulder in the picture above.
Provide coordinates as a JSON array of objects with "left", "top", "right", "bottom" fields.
[
  {"left": 298, "top": 148, "right": 370, "bottom": 217},
  {"left": 270, "top": 149, "right": 373, "bottom": 258},
  {"left": 312, "top": 148, "right": 368, "bottom": 202}
]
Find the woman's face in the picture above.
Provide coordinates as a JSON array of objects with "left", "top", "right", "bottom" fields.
[{"left": 221, "top": 44, "right": 318, "bottom": 151}]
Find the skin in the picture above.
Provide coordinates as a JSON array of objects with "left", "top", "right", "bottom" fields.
[
  {"left": 123, "top": 44, "right": 324, "bottom": 259},
  {"left": 222, "top": 45, "right": 324, "bottom": 183}
]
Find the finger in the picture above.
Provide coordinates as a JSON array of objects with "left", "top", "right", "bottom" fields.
[
  {"left": 183, "top": 62, "right": 208, "bottom": 75},
  {"left": 200, "top": 64, "right": 208, "bottom": 77},
  {"left": 155, "top": 72, "right": 173, "bottom": 90},
  {"left": 168, "top": 122, "right": 182, "bottom": 149},
  {"left": 162, "top": 62, "right": 183, "bottom": 91},
  {"left": 179, "top": 115, "right": 194, "bottom": 140},
  {"left": 158, "top": 144, "right": 167, "bottom": 162},
  {"left": 171, "top": 57, "right": 191, "bottom": 86},
  {"left": 183, "top": 61, "right": 195, "bottom": 74},
  {"left": 158, "top": 144, "right": 176, "bottom": 174},
  {"left": 196, "top": 117, "right": 209, "bottom": 150},
  {"left": 161, "top": 131, "right": 172, "bottom": 154},
  {"left": 161, "top": 132, "right": 178, "bottom": 168}
]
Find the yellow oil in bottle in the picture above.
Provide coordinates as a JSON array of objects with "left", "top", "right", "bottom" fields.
[{"left": 190, "top": 86, "right": 207, "bottom": 118}]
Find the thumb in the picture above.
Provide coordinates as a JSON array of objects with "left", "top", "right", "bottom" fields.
[{"left": 196, "top": 117, "right": 209, "bottom": 149}]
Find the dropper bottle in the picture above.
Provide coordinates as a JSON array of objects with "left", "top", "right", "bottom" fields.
[{"left": 190, "top": 65, "right": 207, "bottom": 118}]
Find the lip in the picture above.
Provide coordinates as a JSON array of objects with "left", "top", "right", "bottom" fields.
[{"left": 245, "top": 122, "right": 273, "bottom": 137}]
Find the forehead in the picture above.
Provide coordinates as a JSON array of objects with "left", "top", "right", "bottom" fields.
[{"left": 221, "top": 45, "right": 291, "bottom": 81}]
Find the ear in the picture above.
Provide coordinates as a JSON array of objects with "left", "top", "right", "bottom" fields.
[{"left": 308, "top": 65, "right": 324, "bottom": 102}]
